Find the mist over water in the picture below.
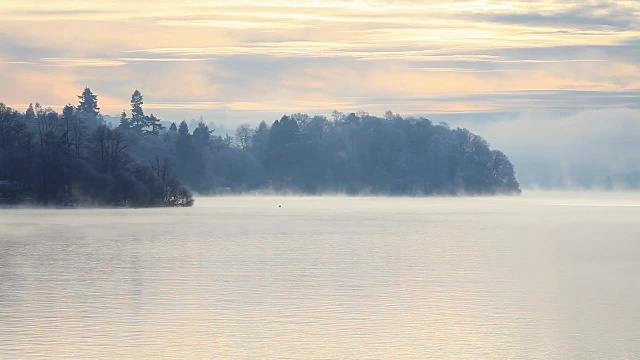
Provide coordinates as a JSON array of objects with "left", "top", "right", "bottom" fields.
[
  {"left": 452, "top": 108, "right": 640, "bottom": 189},
  {"left": 1, "top": 192, "right": 639, "bottom": 359}
]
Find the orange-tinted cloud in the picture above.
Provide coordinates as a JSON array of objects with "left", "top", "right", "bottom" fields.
[{"left": 0, "top": 0, "right": 638, "bottom": 122}]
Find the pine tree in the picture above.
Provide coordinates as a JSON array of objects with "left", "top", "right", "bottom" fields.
[
  {"left": 130, "top": 90, "right": 145, "bottom": 130},
  {"left": 193, "top": 121, "right": 213, "bottom": 149},
  {"left": 118, "top": 110, "right": 131, "bottom": 129},
  {"left": 178, "top": 120, "right": 189, "bottom": 136},
  {"left": 62, "top": 104, "right": 75, "bottom": 148},
  {"left": 145, "top": 114, "right": 164, "bottom": 135},
  {"left": 25, "top": 103, "right": 35, "bottom": 121},
  {"left": 77, "top": 87, "right": 100, "bottom": 116},
  {"left": 175, "top": 120, "right": 193, "bottom": 182},
  {"left": 251, "top": 121, "right": 270, "bottom": 164}
]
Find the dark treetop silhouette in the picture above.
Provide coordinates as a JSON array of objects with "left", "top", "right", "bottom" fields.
[{"left": 0, "top": 89, "right": 520, "bottom": 206}]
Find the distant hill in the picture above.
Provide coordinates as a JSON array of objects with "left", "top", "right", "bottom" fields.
[
  {"left": 103, "top": 114, "right": 172, "bottom": 131},
  {"left": 102, "top": 114, "right": 120, "bottom": 127}
]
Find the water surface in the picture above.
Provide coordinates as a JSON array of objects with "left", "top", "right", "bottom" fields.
[{"left": 1, "top": 193, "right": 639, "bottom": 359}]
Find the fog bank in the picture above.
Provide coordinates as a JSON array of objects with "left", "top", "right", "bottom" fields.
[{"left": 452, "top": 108, "right": 640, "bottom": 189}]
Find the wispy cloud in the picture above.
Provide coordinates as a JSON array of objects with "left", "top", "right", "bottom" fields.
[
  {"left": 42, "top": 58, "right": 128, "bottom": 67},
  {"left": 41, "top": 57, "right": 212, "bottom": 67},
  {"left": 467, "top": 2, "right": 640, "bottom": 30},
  {"left": 0, "top": 0, "right": 638, "bottom": 124}
]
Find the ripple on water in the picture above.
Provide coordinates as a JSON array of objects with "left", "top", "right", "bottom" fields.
[{"left": 1, "top": 195, "right": 640, "bottom": 359}]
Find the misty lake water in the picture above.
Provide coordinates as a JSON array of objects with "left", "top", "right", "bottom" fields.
[{"left": 1, "top": 193, "right": 639, "bottom": 359}]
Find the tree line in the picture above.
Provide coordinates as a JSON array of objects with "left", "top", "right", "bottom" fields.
[
  {"left": 0, "top": 88, "right": 521, "bottom": 206},
  {"left": 0, "top": 88, "right": 193, "bottom": 206}
]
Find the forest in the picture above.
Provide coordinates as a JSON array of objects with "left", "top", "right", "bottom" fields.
[{"left": 0, "top": 88, "right": 520, "bottom": 206}]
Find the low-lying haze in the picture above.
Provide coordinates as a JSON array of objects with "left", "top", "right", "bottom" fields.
[{"left": 452, "top": 107, "right": 640, "bottom": 188}]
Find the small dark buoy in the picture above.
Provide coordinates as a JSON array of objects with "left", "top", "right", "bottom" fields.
[{"left": 279, "top": 205, "right": 282, "bottom": 208}]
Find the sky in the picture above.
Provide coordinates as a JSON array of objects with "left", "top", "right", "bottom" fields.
[{"left": 1, "top": 0, "right": 639, "bottom": 186}]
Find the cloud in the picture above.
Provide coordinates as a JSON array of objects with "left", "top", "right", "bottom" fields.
[
  {"left": 40, "top": 57, "right": 212, "bottom": 67},
  {"left": 42, "top": 58, "right": 128, "bottom": 67},
  {"left": 0, "top": 62, "right": 81, "bottom": 107},
  {"left": 467, "top": 2, "right": 640, "bottom": 30},
  {"left": 4, "top": 9, "right": 109, "bottom": 17}
]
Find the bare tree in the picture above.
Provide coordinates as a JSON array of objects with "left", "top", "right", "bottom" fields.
[
  {"left": 235, "top": 124, "right": 254, "bottom": 151},
  {"left": 0, "top": 103, "right": 28, "bottom": 150},
  {"left": 384, "top": 110, "right": 400, "bottom": 120},
  {"left": 34, "top": 103, "right": 60, "bottom": 146},
  {"left": 93, "top": 125, "right": 134, "bottom": 172},
  {"left": 331, "top": 110, "right": 345, "bottom": 122},
  {"left": 356, "top": 110, "right": 369, "bottom": 119},
  {"left": 152, "top": 156, "right": 194, "bottom": 207},
  {"left": 71, "top": 114, "right": 88, "bottom": 159}
]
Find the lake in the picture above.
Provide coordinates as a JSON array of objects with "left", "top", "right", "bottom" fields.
[{"left": 1, "top": 192, "right": 639, "bottom": 359}]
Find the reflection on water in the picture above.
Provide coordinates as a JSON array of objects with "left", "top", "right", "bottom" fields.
[{"left": 1, "top": 193, "right": 640, "bottom": 359}]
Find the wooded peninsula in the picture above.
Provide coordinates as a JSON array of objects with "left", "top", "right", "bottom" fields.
[{"left": 0, "top": 88, "right": 521, "bottom": 207}]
